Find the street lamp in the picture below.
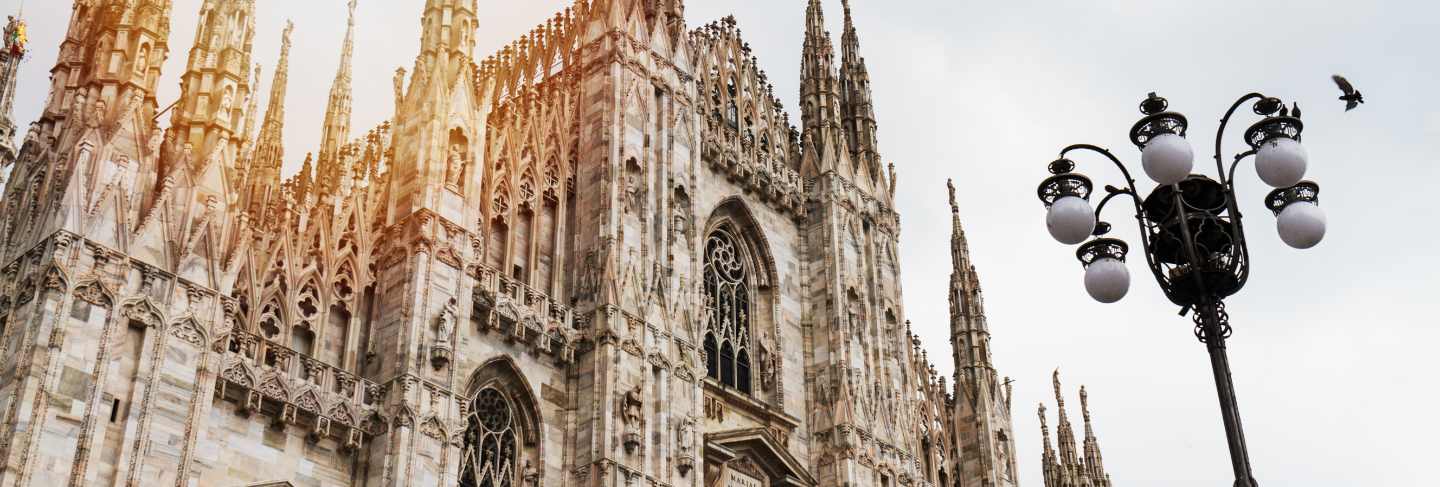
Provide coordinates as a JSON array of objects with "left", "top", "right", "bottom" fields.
[{"left": 1035, "top": 92, "right": 1329, "bottom": 487}]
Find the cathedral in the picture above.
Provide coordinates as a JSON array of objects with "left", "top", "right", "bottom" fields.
[{"left": 0, "top": 1, "right": 1028, "bottom": 486}]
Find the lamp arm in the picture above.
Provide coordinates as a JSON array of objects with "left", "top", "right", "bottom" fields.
[
  {"left": 1093, "top": 186, "right": 1137, "bottom": 223},
  {"left": 1227, "top": 150, "right": 1256, "bottom": 188},
  {"left": 1213, "top": 93, "right": 1267, "bottom": 185},
  {"left": 1058, "top": 145, "right": 1170, "bottom": 294},
  {"left": 1060, "top": 144, "right": 1142, "bottom": 197}
]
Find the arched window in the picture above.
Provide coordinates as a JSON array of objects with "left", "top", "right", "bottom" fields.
[
  {"left": 461, "top": 387, "right": 519, "bottom": 487},
  {"left": 703, "top": 228, "right": 752, "bottom": 393}
]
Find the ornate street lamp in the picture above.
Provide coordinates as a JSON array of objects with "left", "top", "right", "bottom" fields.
[{"left": 1036, "top": 92, "right": 1328, "bottom": 487}]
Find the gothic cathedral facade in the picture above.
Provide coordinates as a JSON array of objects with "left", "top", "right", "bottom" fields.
[{"left": 0, "top": 1, "right": 1020, "bottom": 487}]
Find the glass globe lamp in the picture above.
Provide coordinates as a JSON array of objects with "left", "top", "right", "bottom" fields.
[
  {"left": 1255, "top": 137, "right": 1308, "bottom": 188},
  {"left": 1266, "top": 181, "right": 1325, "bottom": 249},
  {"left": 1047, "top": 196, "right": 1096, "bottom": 245},
  {"left": 1037, "top": 162, "right": 1096, "bottom": 245},
  {"left": 1141, "top": 133, "right": 1194, "bottom": 186},
  {"left": 1077, "top": 238, "right": 1130, "bottom": 303}
]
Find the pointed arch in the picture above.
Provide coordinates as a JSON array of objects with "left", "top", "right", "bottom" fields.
[
  {"left": 703, "top": 197, "right": 778, "bottom": 288},
  {"left": 256, "top": 294, "right": 285, "bottom": 339},
  {"left": 700, "top": 198, "right": 781, "bottom": 397},
  {"left": 461, "top": 356, "right": 543, "bottom": 487},
  {"left": 462, "top": 356, "right": 541, "bottom": 446}
]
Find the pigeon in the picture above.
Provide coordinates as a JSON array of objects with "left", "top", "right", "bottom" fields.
[
  {"left": 1292, "top": 102, "right": 1302, "bottom": 119},
  {"left": 1332, "top": 75, "right": 1364, "bottom": 111}
]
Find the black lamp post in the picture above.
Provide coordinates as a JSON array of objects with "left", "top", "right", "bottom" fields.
[{"left": 1036, "top": 92, "right": 1329, "bottom": 487}]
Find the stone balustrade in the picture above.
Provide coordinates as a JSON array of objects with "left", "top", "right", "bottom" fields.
[
  {"left": 216, "top": 328, "right": 382, "bottom": 450},
  {"left": 470, "top": 263, "right": 582, "bottom": 363}
]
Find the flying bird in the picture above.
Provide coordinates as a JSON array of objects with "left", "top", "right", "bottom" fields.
[{"left": 1332, "top": 75, "right": 1364, "bottom": 111}]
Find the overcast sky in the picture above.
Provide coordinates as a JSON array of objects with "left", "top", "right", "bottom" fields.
[{"left": 6, "top": 0, "right": 1437, "bottom": 485}]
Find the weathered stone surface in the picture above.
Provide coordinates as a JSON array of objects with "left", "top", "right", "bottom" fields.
[{"left": 0, "top": 2, "right": 1029, "bottom": 487}]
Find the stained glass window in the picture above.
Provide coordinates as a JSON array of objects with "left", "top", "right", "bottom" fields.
[
  {"left": 703, "top": 229, "right": 752, "bottom": 394},
  {"left": 460, "top": 387, "right": 517, "bottom": 487}
]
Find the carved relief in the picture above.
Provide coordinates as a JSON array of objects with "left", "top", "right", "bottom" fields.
[{"left": 621, "top": 386, "right": 643, "bottom": 453}]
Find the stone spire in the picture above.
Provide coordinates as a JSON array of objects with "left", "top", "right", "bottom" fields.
[
  {"left": 244, "top": 21, "right": 294, "bottom": 217},
  {"left": 947, "top": 180, "right": 1018, "bottom": 487},
  {"left": 169, "top": 0, "right": 257, "bottom": 175},
  {"left": 385, "top": 0, "right": 479, "bottom": 220},
  {"left": 30, "top": 0, "right": 173, "bottom": 141},
  {"left": 798, "top": 0, "right": 847, "bottom": 178},
  {"left": 1054, "top": 370, "right": 1080, "bottom": 468},
  {"left": 1039, "top": 402, "right": 1060, "bottom": 484},
  {"left": 1080, "top": 386, "right": 1111, "bottom": 484},
  {"left": 839, "top": 0, "right": 881, "bottom": 187},
  {"left": 0, "top": 13, "right": 26, "bottom": 175},
  {"left": 239, "top": 63, "right": 262, "bottom": 159},
  {"left": 949, "top": 179, "right": 990, "bottom": 370},
  {"left": 317, "top": 0, "right": 357, "bottom": 194}
]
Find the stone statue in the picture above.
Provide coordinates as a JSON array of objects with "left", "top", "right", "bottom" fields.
[
  {"left": 620, "top": 386, "right": 645, "bottom": 453},
  {"left": 445, "top": 144, "right": 463, "bottom": 187},
  {"left": 88, "top": 100, "right": 107, "bottom": 129},
  {"left": 623, "top": 386, "right": 643, "bottom": 426},
  {"left": 393, "top": 67, "right": 407, "bottom": 109},
  {"left": 134, "top": 45, "right": 149, "bottom": 74},
  {"left": 436, "top": 299, "right": 455, "bottom": 343},
  {"left": 677, "top": 417, "right": 695, "bottom": 453},
  {"left": 522, "top": 461, "right": 539, "bottom": 487},
  {"left": 218, "top": 88, "right": 234, "bottom": 116}
]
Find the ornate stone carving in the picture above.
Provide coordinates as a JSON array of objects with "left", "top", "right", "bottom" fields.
[
  {"left": 430, "top": 299, "right": 455, "bottom": 370},
  {"left": 170, "top": 318, "right": 206, "bottom": 347},
  {"left": 621, "top": 386, "right": 643, "bottom": 454}
]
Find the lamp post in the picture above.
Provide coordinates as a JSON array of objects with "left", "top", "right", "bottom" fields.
[{"left": 1036, "top": 92, "right": 1328, "bottom": 487}]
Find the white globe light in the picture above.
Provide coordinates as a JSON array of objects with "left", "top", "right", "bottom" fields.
[
  {"left": 1046, "top": 196, "right": 1095, "bottom": 245},
  {"left": 1141, "top": 133, "right": 1194, "bottom": 185},
  {"left": 1277, "top": 201, "right": 1326, "bottom": 249},
  {"left": 1083, "top": 257, "right": 1130, "bottom": 303},
  {"left": 1255, "top": 138, "right": 1308, "bottom": 188}
]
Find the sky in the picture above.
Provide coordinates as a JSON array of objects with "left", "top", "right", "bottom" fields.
[{"left": 5, "top": 0, "right": 1438, "bottom": 485}]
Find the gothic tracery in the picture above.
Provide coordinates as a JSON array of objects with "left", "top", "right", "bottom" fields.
[{"left": 703, "top": 227, "right": 753, "bottom": 394}]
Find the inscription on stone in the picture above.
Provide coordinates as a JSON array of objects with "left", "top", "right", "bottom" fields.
[{"left": 725, "top": 470, "right": 763, "bottom": 487}]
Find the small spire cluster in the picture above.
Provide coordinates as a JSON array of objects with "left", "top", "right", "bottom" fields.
[{"left": 1039, "top": 370, "right": 1113, "bottom": 487}]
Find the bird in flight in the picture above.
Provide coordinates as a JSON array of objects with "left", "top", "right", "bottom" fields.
[{"left": 1332, "top": 75, "right": 1364, "bottom": 111}]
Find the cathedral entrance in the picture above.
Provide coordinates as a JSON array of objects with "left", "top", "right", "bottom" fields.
[{"left": 703, "top": 429, "right": 815, "bottom": 487}]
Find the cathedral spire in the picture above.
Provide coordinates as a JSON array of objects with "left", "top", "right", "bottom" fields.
[
  {"left": 169, "top": 0, "right": 256, "bottom": 174},
  {"left": 1080, "top": 385, "right": 1110, "bottom": 482},
  {"left": 799, "top": 0, "right": 845, "bottom": 178},
  {"left": 839, "top": 0, "right": 881, "bottom": 187},
  {"left": 1039, "top": 402, "right": 1059, "bottom": 483},
  {"left": 949, "top": 179, "right": 992, "bottom": 373},
  {"left": 239, "top": 63, "right": 262, "bottom": 160},
  {"left": 30, "top": 0, "right": 173, "bottom": 140},
  {"left": 244, "top": 21, "right": 294, "bottom": 218},
  {"left": 949, "top": 179, "right": 972, "bottom": 277},
  {"left": 1053, "top": 369, "right": 1081, "bottom": 469},
  {"left": 317, "top": 0, "right": 358, "bottom": 195}
]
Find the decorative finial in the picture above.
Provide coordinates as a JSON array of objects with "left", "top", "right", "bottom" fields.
[{"left": 1139, "top": 92, "right": 1167, "bottom": 115}]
